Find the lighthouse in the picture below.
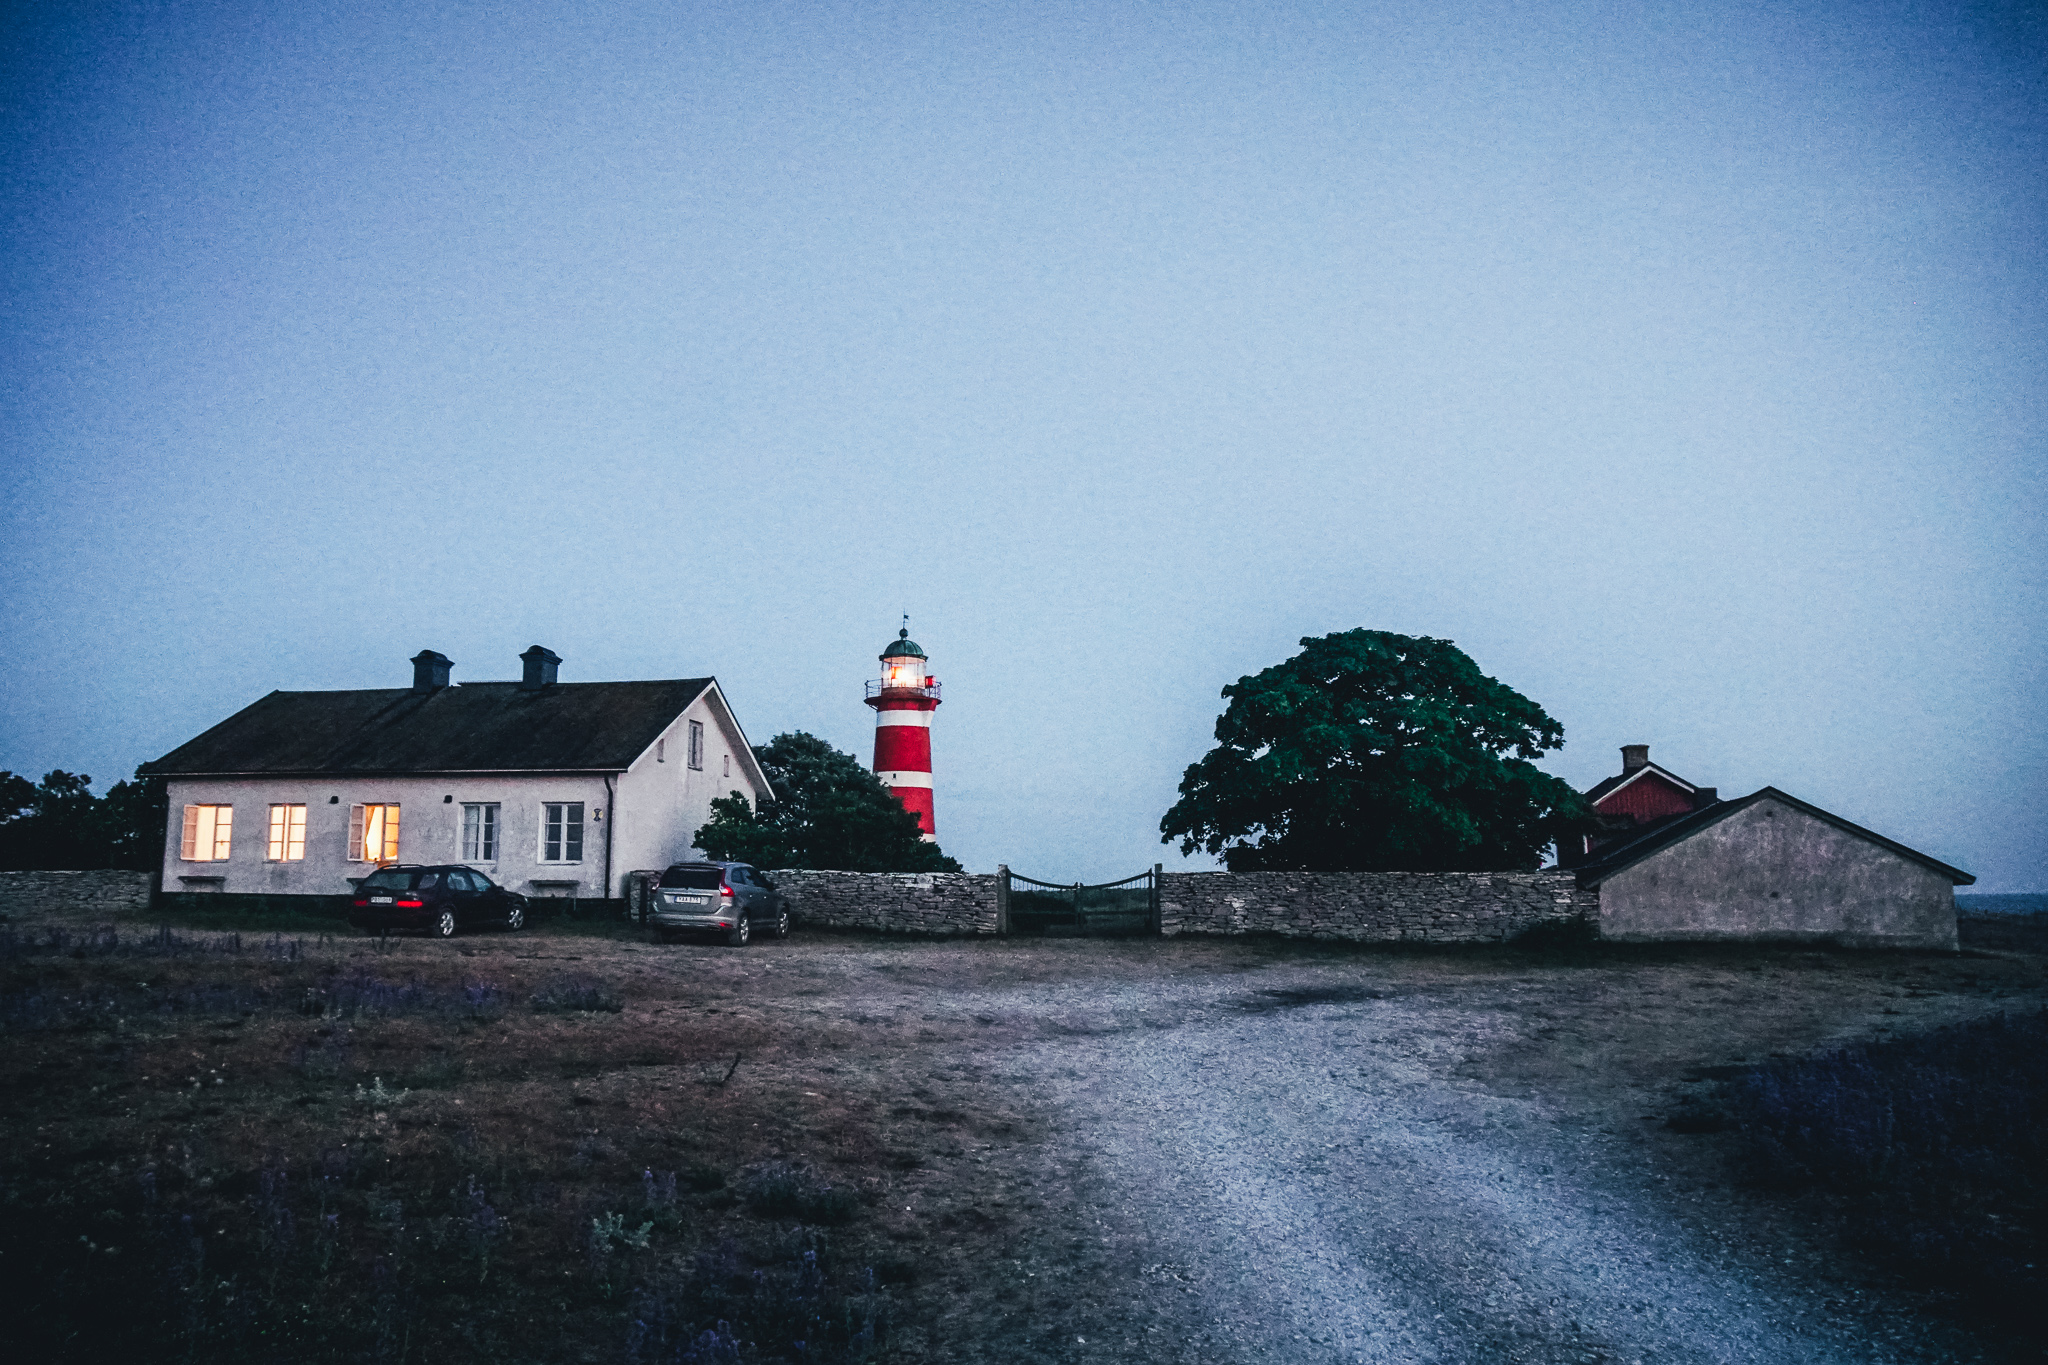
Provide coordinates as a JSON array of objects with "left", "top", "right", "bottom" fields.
[{"left": 866, "top": 622, "right": 941, "bottom": 840}]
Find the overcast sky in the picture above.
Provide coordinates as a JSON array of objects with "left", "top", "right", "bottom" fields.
[{"left": 4, "top": 0, "right": 2042, "bottom": 889}]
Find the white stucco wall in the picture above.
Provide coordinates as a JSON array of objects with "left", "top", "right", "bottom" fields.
[
  {"left": 1598, "top": 796, "right": 1959, "bottom": 949},
  {"left": 608, "top": 687, "right": 767, "bottom": 883},
  {"left": 158, "top": 688, "right": 768, "bottom": 900},
  {"left": 162, "top": 774, "right": 613, "bottom": 898}
]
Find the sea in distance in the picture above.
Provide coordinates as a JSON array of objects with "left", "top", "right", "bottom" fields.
[{"left": 1956, "top": 893, "right": 2048, "bottom": 917}]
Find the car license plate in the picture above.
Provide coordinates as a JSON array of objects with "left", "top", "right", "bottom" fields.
[
  {"left": 371, "top": 896, "right": 392, "bottom": 904},
  {"left": 669, "top": 894, "right": 710, "bottom": 905}
]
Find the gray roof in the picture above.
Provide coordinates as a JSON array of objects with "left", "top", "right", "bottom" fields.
[
  {"left": 1573, "top": 786, "right": 1974, "bottom": 887},
  {"left": 140, "top": 679, "right": 716, "bottom": 776}
]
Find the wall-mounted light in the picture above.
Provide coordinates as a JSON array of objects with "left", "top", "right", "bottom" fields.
[
  {"left": 443, "top": 795, "right": 453, "bottom": 804},
  {"left": 329, "top": 796, "right": 339, "bottom": 805}
]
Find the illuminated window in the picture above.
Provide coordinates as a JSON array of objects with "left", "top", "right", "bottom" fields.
[
  {"left": 883, "top": 656, "right": 923, "bottom": 689},
  {"left": 462, "top": 803, "right": 499, "bottom": 861},
  {"left": 542, "top": 802, "right": 584, "bottom": 862},
  {"left": 266, "top": 804, "right": 307, "bottom": 861},
  {"left": 180, "top": 805, "right": 233, "bottom": 861},
  {"left": 348, "top": 804, "right": 401, "bottom": 863},
  {"left": 687, "top": 721, "right": 704, "bottom": 770}
]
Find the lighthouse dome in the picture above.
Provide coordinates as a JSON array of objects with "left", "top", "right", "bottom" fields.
[{"left": 879, "top": 628, "right": 927, "bottom": 661}]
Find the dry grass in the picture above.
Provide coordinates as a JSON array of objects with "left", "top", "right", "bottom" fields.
[{"left": 4, "top": 909, "right": 2043, "bottom": 1363}]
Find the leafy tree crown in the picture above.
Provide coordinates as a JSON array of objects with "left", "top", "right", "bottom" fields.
[
  {"left": 1159, "top": 629, "right": 1591, "bottom": 872},
  {"left": 694, "top": 732, "right": 962, "bottom": 873}
]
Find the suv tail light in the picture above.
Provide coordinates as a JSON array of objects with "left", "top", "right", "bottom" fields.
[{"left": 720, "top": 884, "right": 734, "bottom": 899}]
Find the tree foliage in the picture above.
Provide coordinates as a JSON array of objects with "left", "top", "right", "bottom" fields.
[
  {"left": 694, "top": 732, "right": 963, "bottom": 873},
  {"left": 0, "top": 768, "right": 168, "bottom": 871},
  {"left": 1160, "top": 629, "right": 1591, "bottom": 872}
]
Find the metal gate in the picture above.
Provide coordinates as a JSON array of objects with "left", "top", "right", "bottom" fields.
[{"left": 1000, "top": 865, "right": 1160, "bottom": 937}]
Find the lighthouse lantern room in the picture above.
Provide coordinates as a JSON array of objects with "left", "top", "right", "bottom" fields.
[{"left": 866, "top": 622, "right": 941, "bottom": 841}]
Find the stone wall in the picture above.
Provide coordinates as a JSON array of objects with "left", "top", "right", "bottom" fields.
[
  {"left": 0, "top": 870, "right": 156, "bottom": 919},
  {"left": 1158, "top": 869, "right": 1595, "bottom": 942},
  {"left": 768, "top": 870, "right": 1001, "bottom": 936}
]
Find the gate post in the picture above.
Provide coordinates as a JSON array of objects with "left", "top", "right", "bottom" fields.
[
  {"left": 1152, "top": 863, "right": 1163, "bottom": 936},
  {"left": 996, "top": 864, "right": 1011, "bottom": 936}
]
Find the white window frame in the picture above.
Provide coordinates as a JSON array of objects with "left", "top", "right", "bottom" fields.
[
  {"left": 540, "top": 801, "right": 585, "bottom": 863},
  {"left": 266, "top": 804, "right": 307, "bottom": 861},
  {"left": 348, "top": 803, "right": 401, "bottom": 863},
  {"left": 461, "top": 802, "right": 500, "bottom": 862},
  {"left": 687, "top": 720, "right": 704, "bottom": 770},
  {"left": 180, "top": 804, "right": 233, "bottom": 861}
]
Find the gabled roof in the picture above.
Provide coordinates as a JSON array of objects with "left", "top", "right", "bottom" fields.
[
  {"left": 1573, "top": 786, "right": 1974, "bottom": 888},
  {"left": 1584, "top": 762, "right": 1697, "bottom": 806},
  {"left": 140, "top": 679, "right": 718, "bottom": 777}
]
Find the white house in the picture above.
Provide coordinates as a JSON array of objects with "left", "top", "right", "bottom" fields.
[{"left": 139, "top": 647, "right": 772, "bottom": 903}]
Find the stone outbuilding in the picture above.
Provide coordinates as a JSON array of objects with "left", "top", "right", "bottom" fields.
[{"left": 1573, "top": 785, "right": 1973, "bottom": 949}]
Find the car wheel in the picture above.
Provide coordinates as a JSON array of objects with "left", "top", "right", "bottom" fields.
[
  {"left": 727, "top": 914, "right": 750, "bottom": 947},
  {"left": 771, "top": 909, "right": 790, "bottom": 940},
  {"left": 503, "top": 904, "right": 525, "bottom": 932},
  {"left": 433, "top": 909, "right": 457, "bottom": 939}
]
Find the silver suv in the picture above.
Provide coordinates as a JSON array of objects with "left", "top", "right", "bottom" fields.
[{"left": 650, "top": 861, "right": 790, "bottom": 946}]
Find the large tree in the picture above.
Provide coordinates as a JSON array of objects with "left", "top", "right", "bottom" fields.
[
  {"left": 1160, "top": 630, "right": 1591, "bottom": 872},
  {"left": 695, "top": 732, "right": 963, "bottom": 873}
]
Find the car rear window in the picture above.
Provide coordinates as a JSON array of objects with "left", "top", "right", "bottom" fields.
[
  {"left": 659, "top": 866, "right": 724, "bottom": 890},
  {"left": 360, "top": 870, "right": 425, "bottom": 891}
]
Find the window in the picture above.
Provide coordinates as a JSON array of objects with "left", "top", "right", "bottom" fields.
[
  {"left": 461, "top": 803, "right": 499, "bottom": 861},
  {"left": 722, "top": 752, "right": 730, "bottom": 777},
  {"left": 348, "top": 804, "right": 401, "bottom": 863},
  {"left": 266, "top": 804, "right": 307, "bottom": 861},
  {"left": 542, "top": 802, "right": 584, "bottom": 863},
  {"left": 180, "top": 805, "right": 233, "bottom": 861},
  {"left": 656, "top": 737, "right": 666, "bottom": 762},
  {"left": 687, "top": 721, "right": 704, "bottom": 769}
]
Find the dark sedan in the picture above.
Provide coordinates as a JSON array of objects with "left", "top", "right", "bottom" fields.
[{"left": 347, "top": 865, "right": 527, "bottom": 938}]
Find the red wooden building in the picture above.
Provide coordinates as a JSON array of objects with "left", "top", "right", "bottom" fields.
[{"left": 1560, "top": 744, "right": 1718, "bottom": 867}]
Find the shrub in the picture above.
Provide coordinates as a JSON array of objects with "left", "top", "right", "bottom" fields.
[
  {"left": 531, "top": 977, "right": 625, "bottom": 1014},
  {"left": 1727, "top": 1010, "right": 2047, "bottom": 1328}
]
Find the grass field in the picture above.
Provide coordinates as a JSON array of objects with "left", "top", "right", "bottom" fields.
[{"left": 3, "top": 908, "right": 2042, "bottom": 1363}]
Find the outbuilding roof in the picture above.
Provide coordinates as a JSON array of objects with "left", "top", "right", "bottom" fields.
[
  {"left": 1571, "top": 786, "right": 1974, "bottom": 888},
  {"left": 140, "top": 679, "right": 718, "bottom": 777}
]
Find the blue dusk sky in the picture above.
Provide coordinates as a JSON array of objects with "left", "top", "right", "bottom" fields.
[{"left": 3, "top": 1, "right": 2042, "bottom": 888}]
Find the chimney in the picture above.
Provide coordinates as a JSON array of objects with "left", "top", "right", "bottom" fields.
[
  {"left": 1620, "top": 744, "right": 1649, "bottom": 773},
  {"left": 520, "top": 645, "right": 561, "bottom": 691},
  {"left": 411, "top": 650, "right": 453, "bottom": 693}
]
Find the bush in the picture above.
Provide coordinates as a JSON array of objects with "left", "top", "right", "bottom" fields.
[
  {"left": 531, "top": 978, "right": 625, "bottom": 1014},
  {"left": 1727, "top": 1010, "right": 2047, "bottom": 1329},
  {"left": 739, "top": 1162, "right": 862, "bottom": 1226}
]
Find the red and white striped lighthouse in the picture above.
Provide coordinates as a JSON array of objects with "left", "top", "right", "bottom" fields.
[{"left": 865, "top": 622, "right": 940, "bottom": 840}]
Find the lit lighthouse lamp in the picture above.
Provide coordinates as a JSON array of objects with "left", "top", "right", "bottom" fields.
[{"left": 865, "top": 622, "right": 941, "bottom": 840}]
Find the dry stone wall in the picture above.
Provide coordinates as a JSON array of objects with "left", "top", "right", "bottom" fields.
[
  {"left": 0, "top": 870, "right": 155, "bottom": 919},
  {"left": 769, "top": 870, "right": 1000, "bottom": 936},
  {"left": 1158, "top": 870, "right": 1595, "bottom": 942}
]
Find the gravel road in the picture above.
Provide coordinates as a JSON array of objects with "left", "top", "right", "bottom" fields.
[{"left": 852, "top": 944, "right": 2031, "bottom": 1364}]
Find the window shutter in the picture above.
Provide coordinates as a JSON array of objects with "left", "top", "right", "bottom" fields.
[
  {"left": 181, "top": 806, "right": 200, "bottom": 860},
  {"left": 348, "top": 805, "right": 366, "bottom": 862}
]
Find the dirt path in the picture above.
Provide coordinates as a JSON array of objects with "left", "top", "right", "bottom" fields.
[{"left": 850, "top": 941, "right": 2040, "bottom": 1363}]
